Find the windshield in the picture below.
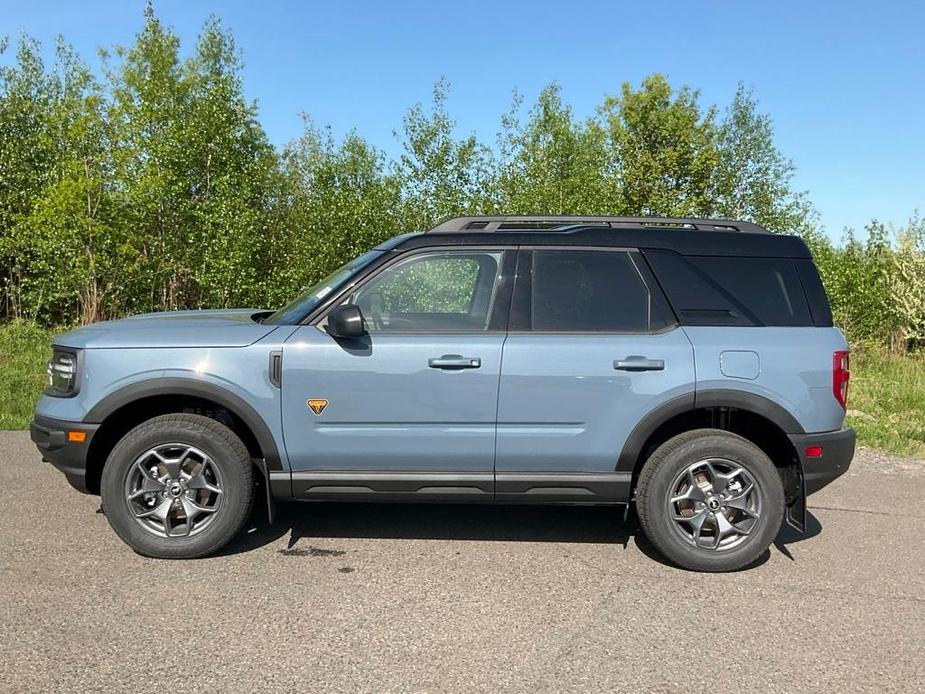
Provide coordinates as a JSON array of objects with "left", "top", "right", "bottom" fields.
[{"left": 264, "top": 250, "right": 383, "bottom": 324}]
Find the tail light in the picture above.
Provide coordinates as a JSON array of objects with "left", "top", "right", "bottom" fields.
[{"left": 833, "top": 350, "right": 850, "bottom": 409}]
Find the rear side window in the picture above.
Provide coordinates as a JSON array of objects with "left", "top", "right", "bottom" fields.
[
  {"left": 796, "top": 259, "right": 834, "bottom": 327},
  {"left": 644, "top": 250, "right": 813, "bottom": 327},
  {"left": 517, "top": 250, "right": 661, "bottom": 332}
]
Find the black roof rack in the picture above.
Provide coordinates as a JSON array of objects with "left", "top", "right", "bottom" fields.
[{"left": 428, "top": 215, "right": 770, "bottom": 234}]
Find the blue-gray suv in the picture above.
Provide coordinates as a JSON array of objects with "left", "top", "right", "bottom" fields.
[{"left": 31, "top": 216, "right": 855, "bottom": 571}]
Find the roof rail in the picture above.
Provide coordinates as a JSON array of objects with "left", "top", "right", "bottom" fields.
[{"left": 428, "top": 215, "right": 770, "bottom": 234}]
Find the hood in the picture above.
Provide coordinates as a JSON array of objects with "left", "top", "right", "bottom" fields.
[{"left": 55, "top": 309, "right": 280, "bottom": 349}]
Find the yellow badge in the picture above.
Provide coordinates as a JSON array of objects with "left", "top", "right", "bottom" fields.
[{"left": 307, "top": 399, "right": 328, "bottom": 416}]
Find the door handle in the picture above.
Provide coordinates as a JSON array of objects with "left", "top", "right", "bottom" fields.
[
  {"left": 614, "top": 356, "right": 665, "bottom": 371},
  {"left": 428, "top": 355, "right": 482, "bottom": 369}
]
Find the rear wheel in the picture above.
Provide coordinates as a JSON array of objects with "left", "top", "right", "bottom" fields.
[
  {"left": 100, "top": 414, "right": 254, "bottom": 558},
  {"left": 635, "top": 429, "right": 784, "bottom": 572}
]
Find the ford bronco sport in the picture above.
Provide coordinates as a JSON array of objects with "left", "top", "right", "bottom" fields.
[{"left": 31, "top": 215, "right": 855, "bottom": 572}]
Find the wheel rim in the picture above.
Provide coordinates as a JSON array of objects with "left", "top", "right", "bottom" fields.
[
  {"left": 666, "top": 457, "right": 762, "bottom": 551},
  {"left": 123, "top": 444, "right": 224, "bottom": 539}
]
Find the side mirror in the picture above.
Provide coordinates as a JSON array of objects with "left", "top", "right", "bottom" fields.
[{"left": 326, "top": 304, "right": 366, "bottom": 338}]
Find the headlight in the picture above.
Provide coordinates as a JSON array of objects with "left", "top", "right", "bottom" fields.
[{"left": 45, "top": 348, "right": 81, "bottom": 397}]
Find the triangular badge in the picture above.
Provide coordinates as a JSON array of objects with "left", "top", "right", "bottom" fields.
[{"left": 307, "top": 399, "right": 328, "bottom": 415}]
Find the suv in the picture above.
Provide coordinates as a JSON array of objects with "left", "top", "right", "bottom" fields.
[{"left": 31, "top": 215, "right": 854, "bottom": 572}]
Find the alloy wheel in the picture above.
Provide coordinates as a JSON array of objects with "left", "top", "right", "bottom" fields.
[
  {"left": 123, "top": 444, "right": 224, "bottom": 539},
  {"left": 666, "top": 457, "right": 762, "bottom": 551}
]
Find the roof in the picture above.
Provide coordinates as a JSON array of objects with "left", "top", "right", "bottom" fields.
[{"left": 389, "top": 215, "right": 812, "bottom": 258}]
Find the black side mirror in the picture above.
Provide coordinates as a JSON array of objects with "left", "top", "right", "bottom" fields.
[{"left": 326, "top": 304, "right": 366, "bottom": 338}]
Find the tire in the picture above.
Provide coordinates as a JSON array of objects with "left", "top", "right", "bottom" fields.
[
  {"left": 635, "top": 429, "right": 785, "bottom": 572},
  {"left": 100, "top": 414, "right": 254, "bottom": 559}
]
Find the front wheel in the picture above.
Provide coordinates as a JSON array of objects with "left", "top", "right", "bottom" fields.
[
  {"left": 635, "top": 429, "right": 785, "bottom": 572},
  {"left": 100, "top": 414, "right": 254, "bottom": 559}
]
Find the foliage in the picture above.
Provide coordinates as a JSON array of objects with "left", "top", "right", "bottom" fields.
[
  {"left": 0, "top": 6, "right": 922, "bottom": 353},
  {"left": 395, "top": 78, "right": 493, "bottom": 228},
  {"left": 846, "top": 343, "right": 925, "bottom": 457},
  {"left": 0, "top": 321, "right": 55, "bottom": 429},
  {"left": 891, "top": 217, "right": 925, "bottom": 346},
  {"left": 277, "top": 120, "right": 405, "bottom": 308}
]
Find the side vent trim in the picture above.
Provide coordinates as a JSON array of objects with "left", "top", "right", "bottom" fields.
[{"left": 269, "top": 350, "right": 282, "bottom": 388}]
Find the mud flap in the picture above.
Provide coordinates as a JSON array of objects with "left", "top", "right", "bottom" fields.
[
  {"left": 253, "top": 457, "right": 275, "bottom": 525},
  {"left": 784, "top": 461, "right": 806, "bottom": 532},
  {"left": 786, "top": 490, "right": 805, "bottom": 532}
]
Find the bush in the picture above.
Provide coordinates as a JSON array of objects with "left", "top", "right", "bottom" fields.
[
  {"left": 812, "top": 217, "right": 925, "bottom": 352},
  {"left": 0, "top": 322, "right": 54, "bottom": 429}
]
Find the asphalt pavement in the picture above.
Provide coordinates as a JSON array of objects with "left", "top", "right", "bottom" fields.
[{"left": 1, "top": 431, "right": 923, "bottom": 693}]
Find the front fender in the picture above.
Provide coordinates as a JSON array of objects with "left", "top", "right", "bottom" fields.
[{"left": 84, "top": 377, "right": 285, "bottom": 472}]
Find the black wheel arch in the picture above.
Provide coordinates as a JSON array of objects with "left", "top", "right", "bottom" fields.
[
  {"left": 618, "top": 389, "right": 806, "bottom": 527},
  {"left": 85, "top": 378, "right": 282, "bottom": 470},
  {"left": 82, "top": 378, "right": 282, "bottom": 516}
]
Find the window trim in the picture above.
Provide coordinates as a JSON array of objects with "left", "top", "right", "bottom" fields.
[
  {"left": 311, "top": 246, "right": 516, "bottom": 335},
  {"left": 509, "top": 246, "right": 678, "bottom": 336}
]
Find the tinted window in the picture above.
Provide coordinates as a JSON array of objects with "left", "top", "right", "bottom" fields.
[
  {"left": 644, "top": 250, "right": 813, "bottom": 326},
  {"left": 529, "top": 250, "right": 651, "bottom": 332},
  {"left": 796, "top": 259, "right": 834, "bottom": 327},
  {"left": 352, "top": 251, "right": 503, "bottom": 332},
  {"left": 690, "top": 256, "right": 811, "bottom": 326}
]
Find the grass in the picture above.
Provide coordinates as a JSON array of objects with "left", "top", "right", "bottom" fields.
[
  {"left": 1, "top": 322, "right": 923, "bottom": 457},
  {"left": 845, "top": 344, "right": 925, "bottom": 458},
  {"left": 0, "top": 322, "right": 56, "bottom": 429}
]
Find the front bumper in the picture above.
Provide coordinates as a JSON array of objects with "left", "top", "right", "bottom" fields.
[
  {"left": 789, "top": 427, "right": 856, "bottom": 496},
  {"left": 30, "top": 415, "right": 99, "bottom": 494}
]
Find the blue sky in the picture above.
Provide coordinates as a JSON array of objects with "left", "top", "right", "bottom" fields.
[{"left": 2, "top": 0, "right": 923, "bottom": 239}]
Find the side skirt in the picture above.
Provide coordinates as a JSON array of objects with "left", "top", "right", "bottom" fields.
[
  {"left": 272, "top": 471, "right": 632, "bottom": 505},
  {"left": 496, "top": 472, "right": 631, "bottom": 504}
]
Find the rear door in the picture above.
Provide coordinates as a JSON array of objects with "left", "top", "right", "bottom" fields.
[
  {"left": 495, "top": 248, "right": 695, "bottom": 501},
  {"left": 280, "top": 248, "right": 514, "bottom": 498}
]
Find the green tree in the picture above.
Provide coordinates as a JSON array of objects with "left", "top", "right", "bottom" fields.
[
  {"left": 394, "top": 79, "right": 493, "bottom": 229},
  {"left": 104, "top": 7, "right": 281, "bottom": 311},
  {"left": 278, "top": 119, "right": 404, "bottom": 304},
  {"left": 891, "top": 216, "right": 925, "bottom": 347},
  {"left": 12, "top": 39, "right": 123, "bottom": 324},
  {"left": 714, "top": 84, "right": 815, "bottom": 234},
  {"left": 0, "top": 35, "right": 60, "bottom": 319},
  {"left": 179, "top": 17, "right": 282, "bottom": 308},
  {"left": 496, "top": 85, "right": 617, "bottom": 214},
  {"left": 599, "top": 74, "right": 718, "bottom": 217}
]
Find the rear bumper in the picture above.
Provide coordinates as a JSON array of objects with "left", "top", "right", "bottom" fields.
[
  {"left": 30, "top": 415, "right": 99, "bottom": 494},
  {"left": 789, "top": 427, "right": 856, "bottom": 496}
]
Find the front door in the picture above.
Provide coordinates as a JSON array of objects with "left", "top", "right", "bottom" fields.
[{"left": 281, "top": 248, "right": 513, "bottom": 499}]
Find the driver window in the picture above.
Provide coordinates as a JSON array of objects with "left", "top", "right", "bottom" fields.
[{"left": 353, "top": 251, "right": 503, "bottom": 332}]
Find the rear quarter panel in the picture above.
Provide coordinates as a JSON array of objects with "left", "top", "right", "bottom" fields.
[{"left": 685, "top": 326, "right": 848, "bottom": 433}]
